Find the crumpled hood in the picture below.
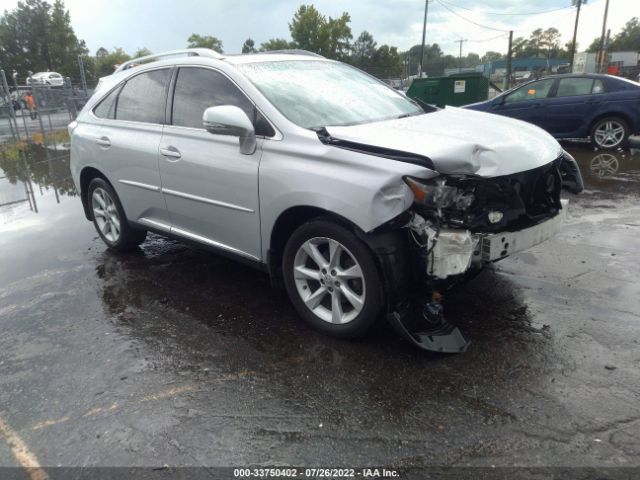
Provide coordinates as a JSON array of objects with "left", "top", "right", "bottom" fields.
[{"left": 325, "top": 107, "right": 563, "bottom": 177}]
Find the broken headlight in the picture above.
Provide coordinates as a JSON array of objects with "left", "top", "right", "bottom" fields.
[{"left": 404, "top": 176, "right": 475, "bottom": 210}]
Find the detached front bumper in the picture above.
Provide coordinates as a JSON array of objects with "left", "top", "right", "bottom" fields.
[{"left": 476, "top": 198, "right": 568, "bottom": 263}]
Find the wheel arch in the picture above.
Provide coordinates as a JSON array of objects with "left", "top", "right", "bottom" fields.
[
  {"left": 268, "top": 206, "right": 357, "bottom": 280},
  {"left": 79, "top": 166, "right": 112, "bottom": 220},
  {"left": 588, "top": 111, "right": 632, "bottom": 135},
  {"left": 268, "top": 205, "right": 412, "bottom": 312}
]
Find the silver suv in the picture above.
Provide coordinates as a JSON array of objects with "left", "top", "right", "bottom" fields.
[{"left": 70, "top": 49, "right": 583, "bottom": 344}]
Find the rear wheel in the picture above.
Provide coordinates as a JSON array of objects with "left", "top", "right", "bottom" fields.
[
  {"left": 590, "top": 117, "right": 629, "bottom": 150},
  {"left": 88, "top": 177, "right": 146, "bottom": 252},
  {"left": 282, "top": 220, "right": 384, "bottom": 338}
]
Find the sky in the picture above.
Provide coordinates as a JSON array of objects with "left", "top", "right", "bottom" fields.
[{"left": 0, "top": 0, "right": 634, "bottom": 58}]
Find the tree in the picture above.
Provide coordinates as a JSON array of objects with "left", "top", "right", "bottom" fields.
[
  {"left": 242, "top": 38, "right": 256, "bottom": 54},
  {"left": 288, "top": 4, "right": 352, "bottom": 60},
  {"left": 260, "top": 38, "right": 295, "bottom": 51},
  {"left": 350, "top": 31, "right": 377, "bottom": 70},
  {"left": 609, "top": 17, "right": 640, "bottom": 51},
  {"left": 401, "top": 43, "right": 449, "bottom": 76},
  {"left": 94, "top": 47, "right": 130, "bottom": 77},
  {"left": 96, "top": 47, "right": 109, "bottom": 59},
  {"left": 540, "top": 28, "right": 562, "bottom": 59},
  {"left": 0, "top": 0, "right": 88, "bottom": 80},
  {"left": 187, "top": 34, "right": 223, "bottom": 52},
  {"left": 482, "top": 51, "right": 504, "bottom": 63},
  {"left": 132, "top": 47, "right": 152, "bottom": 58},
  {"left": 321, "top": 12, "right": 352, "bottom": 60},
  {"left": 370, "top": 45, "right": 402, "bottom": 78},
  {"left": 462, "top": 52, "right": 481, "bottom": 68},
  {"left": 289, "top": 5, "right": 325, "bottom": 53}
]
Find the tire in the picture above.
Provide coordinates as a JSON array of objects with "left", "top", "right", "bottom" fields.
[
  {"left": 282, "top": 219, "right": 384, "bottom": 339},
  {"left": 590, "top": 116, "right": 629, "bottom": 150},
  {"left": 87, "top": 177, "right": 146, "bottom": 252}
]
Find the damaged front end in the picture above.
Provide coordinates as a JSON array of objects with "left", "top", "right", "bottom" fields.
[
  {"left": 405, "top": 154, "right": 577, "bottom": 280},
  {"left": 387, "top": 153, "right": 581, "bottom": 353}
]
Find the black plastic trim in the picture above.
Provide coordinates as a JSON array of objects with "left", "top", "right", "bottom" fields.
[{"left": 316, "top": 128, "right": 436, "bottom": 170}]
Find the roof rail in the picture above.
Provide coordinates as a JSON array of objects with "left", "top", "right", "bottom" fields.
[
  {"left": 258, "top": 49, "right": 324, "bottom": 58},
  {"left": 115, "top": 48, "right": 224, "bottom": 72}
]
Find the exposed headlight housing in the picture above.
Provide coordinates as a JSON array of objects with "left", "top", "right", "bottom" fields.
[{"left": 404, "top": 176, "right": 474, "bottom": 210}]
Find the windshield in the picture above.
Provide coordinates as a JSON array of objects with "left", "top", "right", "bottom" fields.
[{"left": 237, "top": 60, "right": 423, "bottom": 129}]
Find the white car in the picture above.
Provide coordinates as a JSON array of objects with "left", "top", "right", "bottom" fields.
[
  {"left": 27, "top": 71, "right": 64, "bottom": 87},
  {"left": 69, "top": 49, "right": 583, "bottom": 351}
]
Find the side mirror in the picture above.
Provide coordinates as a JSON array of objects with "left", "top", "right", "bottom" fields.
[{"left": 202, "top": 105, "right": 256, "bottom": 155}]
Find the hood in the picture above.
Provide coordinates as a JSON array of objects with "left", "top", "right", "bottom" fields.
[{"left": 325, "top": 107, "right": 563, "bottom": 177}]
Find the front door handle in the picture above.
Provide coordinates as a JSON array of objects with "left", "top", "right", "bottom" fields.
[
  {"left": 96, "top": 136, "right": 111, "bottom": 148},
  {"left": 160, "top": 146, "right": 182, "bottom": 160}
]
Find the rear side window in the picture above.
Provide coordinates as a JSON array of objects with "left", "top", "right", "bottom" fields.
[
  {"left": 171, "top": 67, "right": 274, "bottom": 136},
  {"left": 93, "top": 87, "right": 120, "bottom": 119},
  {"left": 116, "top": 69, "right": 171, "bottom": 123},
  {"left": 556, "top": 78, "right": 595, "bottom": 97},
  {"left": 592, "top": 79, "right": 605, "bottom": 94}
]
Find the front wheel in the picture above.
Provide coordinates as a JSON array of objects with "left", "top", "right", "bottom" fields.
[
  {"left": 282, "top": 220, "right": 384, "bottom": 339},
  {"left": 88, "top": 177, "right": 146, "bottom": 252},
  {"left": 590, "top": 117, "right": 629, "bottom": 150}
]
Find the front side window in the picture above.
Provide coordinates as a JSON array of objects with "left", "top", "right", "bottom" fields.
[
  {"left": 172, "top": 67, "right": 253, "bottom": 128},
  {"left": 116, "top": 69, "right": 171, "bottom": 123},
  {"left": 504, "top": 78, "right": 555, "bottom": 104},
  {"left": 556, "top": 77, "right": 595, "bottom": 97},
  {"left": 236, "top": 60, "right": 424, "bottom": 129}
]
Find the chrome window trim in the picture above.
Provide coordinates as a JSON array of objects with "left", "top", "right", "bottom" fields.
[{"left": 161, "top": 187, "right": 255, "bottom": 213}]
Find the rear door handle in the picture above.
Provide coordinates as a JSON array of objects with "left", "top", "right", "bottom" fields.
[
  {"left": 160, "top": 146, "right": 181, "bottom": 160},
  {"left": 96, "top": 136, "right": 111, "bottom": 147}
]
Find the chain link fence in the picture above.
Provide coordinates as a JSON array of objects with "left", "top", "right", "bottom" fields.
[{"left": 0, "top": 69, "right": 83, "bottom": 213}]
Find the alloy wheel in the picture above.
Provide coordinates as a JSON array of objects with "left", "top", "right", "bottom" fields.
[
  {"left": 594, "top": 120, "right": 625, "bottom": 149},
  {"left": 91, "top": 187, "right": 121, "bottom": 243},
  {"left": 293, "top": 237, "right": 366, "bottom": 325}
]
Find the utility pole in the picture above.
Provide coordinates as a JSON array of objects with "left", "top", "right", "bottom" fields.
[
  {"left": 569, "top": 0, "right": 585, "bottom": 73},
  {"left": 506, "top": 31, "right": 513, "bottom": 90},
  {"left": 419, "top": 0, "right": 429, "bottom": 78},
  {"left": 456, "top": 39, "right": 467, "bottom": 72},
  {"left": 597, "top": 0, "right": 610, "bottom": 73}
]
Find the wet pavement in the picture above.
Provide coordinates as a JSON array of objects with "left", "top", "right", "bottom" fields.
[{"left": 1, "top": 140, "right": 640, "bottom": 476}]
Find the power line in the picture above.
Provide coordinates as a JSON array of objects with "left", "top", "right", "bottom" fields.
[
  {"left": 439, "top": 0, "right": 572, "bottom": 16},
  {"left": 467, "top": 33, "right": 508, "bottom": 43},
  {"left": 435, "top": 0, "right": 510, "bottom": 32}
]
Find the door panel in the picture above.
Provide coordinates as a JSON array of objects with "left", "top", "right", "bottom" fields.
[
  {"left": 97, "top": 68, "right": 172, "bottom": 231},
  {"left": 159, "top": 127, "right": 262, "bottom": 260},
  {"left": 544, "top": 77, "right": 598, "bottom": 137},
  {"left": 491, "top": 78, "right": 556, "bottom": 129},
  {"left": 158, "top": 66, "right": 264, "bottom": 260},
  {"left": 99, "top": 120, "right": 169, "bottom": 231}
]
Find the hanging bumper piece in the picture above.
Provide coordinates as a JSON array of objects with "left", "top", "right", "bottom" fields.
[{"left": 387, "top": 296, "right": 470, "bottom": 353}]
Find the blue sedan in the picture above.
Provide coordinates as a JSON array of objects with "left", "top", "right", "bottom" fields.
[{"left": 465, "top": 74, "right": 640, "bottom": 150}]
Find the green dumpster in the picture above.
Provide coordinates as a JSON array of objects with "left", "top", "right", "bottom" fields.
[{"left": 406, "top": 72, "right": 489, "bottom": 107}]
